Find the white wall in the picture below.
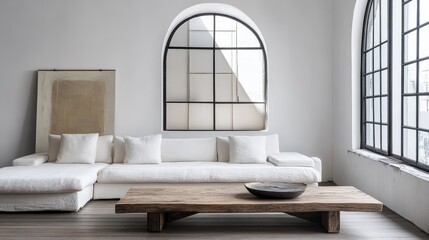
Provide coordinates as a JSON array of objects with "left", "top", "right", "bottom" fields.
[{"left": 0, "top": 0, "right": 334, "bottom": 180}]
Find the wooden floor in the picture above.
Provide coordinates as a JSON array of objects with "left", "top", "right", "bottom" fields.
[{"left": 0, "top": 201, "right": 428, "bottom": 240}]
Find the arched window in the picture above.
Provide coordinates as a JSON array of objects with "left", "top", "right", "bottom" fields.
[
  {"left": 361, "top": 0, "right": 429, "bottom": 171},
  {"left": 163, "top": 13, "right": 267, "bottom": 131}
]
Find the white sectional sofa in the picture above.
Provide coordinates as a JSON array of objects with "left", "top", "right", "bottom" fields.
[{"left": 0, "top": 134, "right": 322, "bottom": 211}]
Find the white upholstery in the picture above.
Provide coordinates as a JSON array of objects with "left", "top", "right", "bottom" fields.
[
  {"left": 216, "top": 134, "right": 280, "bottom": 162},
  {"left": 161, "top": 138, "right": 217, "bottom": 162},
  {"left": 311, "top": 157, "right": 322, "bottom": 178},
  {"left": 0, "top": 163, "right": 108, "bottom": 193},
  {"left": 0, "top": 185, "right": 93, "bottom": 212},
  {"left": 97, "top": 162, "right": 320, "bottom": 184},
  {"left": 56, "top": 133, "right": 99, "bottom": 164},
  {"left": 124, "top": 135, "right": 162, "bottom": 164},
  {"left": 268, "top": 152, "right": 315, "bottom": 167},
  {"left": 12, "top": 153, "right": 48, "bottom": 166},
  {"left": 229, "top": 136, "right": 267, "bottom": 164},
  {"left": 96, "top": 135, "right": 113, "bottom": 163}
]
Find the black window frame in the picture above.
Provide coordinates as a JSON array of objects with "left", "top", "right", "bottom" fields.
[
  {"left": 361, "top": 0, "right": 429, "bottom": 172},
  {"left": 163, "top": 13, "right": 268, "bottom": 131}
]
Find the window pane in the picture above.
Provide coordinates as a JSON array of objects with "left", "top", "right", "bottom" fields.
[
  {"left": 420, "top": 0, "right": 429, "bottom": 25},
  {"left": 419, "top": 131, "right": 429, "bottom": 166},
  {"left": 375, "top": 124, "right": 381, "bottom": 148},
  {"left": 215, "top": 16, "right": 236, "bottom": 48},
  {"left": 381, "top": 70, "right": 388, "bottom": 94},
  {"left": 404, "top": 63, "right": 417, "bottom": 93},
  {"left": 419, "top": 96, "right": 429, "bottom": 129},
  {"left": 170, "top": 23, "right": 188, "bottom": 47},
  {"left": 404, "top": 96, "right": 417, "bottom": 127},
  {"left": 166, "top": 103, "right": 188, "bottom": 130},
  {"left": 237, "top": 50, "right": 265, "bottom": 102},
  {"left": 382, "top": 125, "right": 388, "bottom": 151},
  {"left": 381, "top": 0, "right": 388, "bottom": 42},
  {"left": 374, "top": 72, "right": 380, "bottom": 95},
  {"left": 404, "top": 31, "right": 417, "bottom": 62},
  {"left": 189, "top": 74, "right": 213, "bottom": 102},
  {"left": 374, "top": 97, "right": 381, "bottom": 122},
  {"left": 367, "top": 123, "right": 374, "bottom": 147},
  {"left": 215, "top": 74, "right": 234, "bottom": 102},
  {"left": 419, "top": 25, "right": 429, "bottom": 59},
  {"left": 420, "top": 60, "right": 429, "bottom": 92},
  {"left": 189, "top": 103, "right": 213, "bottom": 130},
  {"left": 237, "top": 22, "right": 260, "bottom": 47},
  {"left": 366, "top": 51, "right": 373, "bottom": 73},
  {"left": 189, "top": 16, "right": 214, "bottom": 30},
  {"left": 215, "top": 104, "right": 232, "bottom": 130},
  {"left": 382, "top": 96, "right": 388, "bottom": 123},
  {"left": 381, "top": 43, "right": 388, "bottom": 69},
  {"left": 404, "top": 129, "right": 417, "bottom": 161},
  {"left": 374, "top": 46, "right": 380, "bottom": 71},
  {"left": 374, "top": 0, "right": 380, "bottom": 46},
  {"left": 215, "top": 50, "right": 236, "bottom": 73},
  {"left": 404, "top": 0, "right": 417, "bottom": 31},
  {"left": 233, "top": 104, "right": 266, "bottom": 130},
  {"left": 190, "top": 50, "right": 213, "bottom": 73},
  {"left": 366, "top": 74, "right": 373, "bottom": 96},
  {"left": 367, "top": 98, "right": 373, "bottom": 122},
  {"left": 166, "top": 49, "right": 188, "bottom": 101},
  {"left": 366, "top": 4, "right": 374, "bottom": 50},
  {"left": 189, "top": 30, "right": 214, "bottom": 47}
]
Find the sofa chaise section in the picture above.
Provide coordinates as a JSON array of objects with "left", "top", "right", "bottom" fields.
[{"left": 0, "top": 160, "right": 108, "bottom": 211}]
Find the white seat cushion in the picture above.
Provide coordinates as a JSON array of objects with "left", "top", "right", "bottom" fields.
[
  {"left": 0, "top": 163, "right": 108, "bottom": 193},
  {"left": 97, "top": 162, "right": 320, "bottom": 184},
  {"left": 268, "top": 152, "right": 315, "bottom": 167}
]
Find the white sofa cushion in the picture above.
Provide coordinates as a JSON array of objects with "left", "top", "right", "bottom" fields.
[
  {"left": 12, "top": 153, "right": 48, "bottom": 166},
  {"left": 95, "top": 135, "right": 113, "bottom": 163},
  {"left": 268, "top": 152, "right": 315, "bottom": 167},
  {"left": 56, "top": 133, "right": 99, "bottom": 164},
  {"left": 0, "top": 163, "right": 108, "bottom": 193},
  {"left": 49, "top": 134, "right": 113, "bottom": 163},
  {"left": 124, "top": 135, "right": 162, "bottom": 164},
  {"left": 97, "top": 162, "right": 320, "bottom": 184},
  {"left": 229, "top": 136, "right": 267, "bottom": 164},
  {"left": 217, "top": 134, "right": 280, "bottom": 162},
  {"left": 48, "top": 134, "right": 61, "bottom": 162},
  {"left": 161, "top": 138, "right": 217, "bottom": 162},
  {"left": 113, "top": 136, "right": 125, "bottom": 163}
]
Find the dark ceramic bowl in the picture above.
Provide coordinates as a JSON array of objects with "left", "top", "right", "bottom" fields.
[{"left": 244, "top": 182, "right": 307, "bottom": 199}]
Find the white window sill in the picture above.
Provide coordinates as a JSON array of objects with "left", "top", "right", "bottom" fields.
[{"left": 348, "top": 149, "right": 429, "bottom": 182}]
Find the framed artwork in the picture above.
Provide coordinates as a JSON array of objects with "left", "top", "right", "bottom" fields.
[{"left": 36, "top": 70, "right": 115, "bottom": 152}]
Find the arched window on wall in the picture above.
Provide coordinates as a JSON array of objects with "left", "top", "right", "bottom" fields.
[
  {"left": 163, "top": 13, "right": 267, "bottom": 131},
  {"left": 361, "top": 0, "right": 429, "bottom": 171}
]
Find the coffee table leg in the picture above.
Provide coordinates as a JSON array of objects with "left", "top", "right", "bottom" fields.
[
  {"left": 321, "top": 211, "right": 340, "bottom": 233},
  {"left": 147, "top": 212, "right": 165, "bottom": 232}
]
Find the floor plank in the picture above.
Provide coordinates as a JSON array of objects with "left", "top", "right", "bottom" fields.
[{"left": 0, "top": 200, "right": 428, "bottom": 239}]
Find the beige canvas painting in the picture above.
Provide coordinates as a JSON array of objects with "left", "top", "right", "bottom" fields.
[
  {"left": 36, "top": 70, "right": 115, "bottom": 153},
  {"left": 51, "top": 80, "right": 105, "bottom": 135}
]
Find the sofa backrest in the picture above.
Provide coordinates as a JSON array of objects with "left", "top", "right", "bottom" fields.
[{"left": 161, "top": 138, "right": 217, "bottom": 162}]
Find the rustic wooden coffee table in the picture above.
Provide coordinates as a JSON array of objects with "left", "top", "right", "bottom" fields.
[{"left": 115, "top": 184, "right": 382, "bottom": 233}]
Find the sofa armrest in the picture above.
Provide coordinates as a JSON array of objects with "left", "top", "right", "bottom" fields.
[
  {"left": 12, "top": 153, "right": 48, "bottom": 166},
  {"left": 268, "top": 152, "right": 315, "bottom": 167},
  {"left": 310, "top": 157, "right": 322, "bottom": 182}
]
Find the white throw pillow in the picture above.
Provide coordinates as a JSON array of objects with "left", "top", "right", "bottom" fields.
[
  {"left": 113, "top": 136, "right": 125, "bottom": 163},
  {"left": 96, "top": 135, "right": 113, "bottom": 163},
  {"left": 48, "top": 134, "right": 61, "bottom": 162},
  {"left": 216, "top": 137, "right": 229, "bottom": 162},
  {"left": 217, "top": 134, "right": 279, "bottom": 162},
  {"left": 228, "top": 136, "right": 267, "bottom": 164},
  {"left": 56, "top": 133, "right": 99, "bottom": 164},
  {"left": 124, "top": 135, "right": 162, "bottom": 164}
]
